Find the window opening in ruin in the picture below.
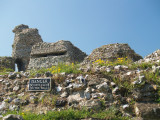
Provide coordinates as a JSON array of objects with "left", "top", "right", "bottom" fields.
[
  {"left": 31, "top": 51, "right": 67, "bottom": 58},
  {"left": 15, "top": 59, "right": 23, "bottom": 72}
]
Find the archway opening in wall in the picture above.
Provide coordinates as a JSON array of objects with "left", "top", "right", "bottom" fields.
[{"left": 15, "top": 59, "right": 23, "bottom": 72}]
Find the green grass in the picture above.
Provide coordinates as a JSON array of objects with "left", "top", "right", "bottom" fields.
[
  {"left": 0, "top": 66, "right": 14, "bottom": 75},
  {"left": 143, "top": 69, "right": 160, "bottom": 84},
  {"left": 129, "top": 62, "right": 153, "bottom": 70},
  {"left": 29, "top": 67, "right": 48, "bottom": 77},
  {"left": 40, "top": 95, "right": 58, "bottom": 107},
  {"left": 29, "top": 62, "right": 82, "bottom": 77},
  {"left": 142, "top": 69, "right": 160, "bottom": 102},
  {"left": 3, "top": 107, "right": 130, "bottom": 120}
]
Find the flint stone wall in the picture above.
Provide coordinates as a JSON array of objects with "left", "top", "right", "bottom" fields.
[
  {"left": 83, "top": 43, "right": 142, "bottom": 64},
  {"left": 143, "top": 49, "right": 160, "bottom": 63},
  {"left": 0, "top": 57, "right": 15, "bottom": 70},
  {"left": 12, "top": 24, "right": 43, "bottom": 71},
  {"left": 28, "top": 40, "right": 87, "bottom": 69}
]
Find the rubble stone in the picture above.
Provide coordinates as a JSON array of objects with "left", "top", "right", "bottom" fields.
[
  {"left": 8, "top": 73, "right": 16, "bottom": 79},
  {"left": 13, "top": 86, "right": 20, "bottom": 92},
  {"left": 134, "top": 102, "right": 160, "bottom": 120},
  {"left": 143, "top": 49, "right": 160, "bottom": 63},
  {"left": 3, "top": 114, "right": 24, "bottom": 120},
  {"left": 55, "top": 99, "right": 67, "bottom": 107},
  {"left": 96, "top": 82, "right": 110, "bottom": 92}
]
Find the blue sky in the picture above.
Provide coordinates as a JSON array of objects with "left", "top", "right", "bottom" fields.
[{"left": 0, "top": 0, "right": 160, "bottom": 57}]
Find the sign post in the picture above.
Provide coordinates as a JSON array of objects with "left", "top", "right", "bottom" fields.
[{"left": 28, "top": 78, "right": 51, "bottom": 91}]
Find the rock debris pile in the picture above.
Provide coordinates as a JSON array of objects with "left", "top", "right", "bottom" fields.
[
  {"left": 1, "top": 48, "right": 160, "bottom": 119},
  {"left": 140, "top": 49, "right": 160, "bottom": 63}
]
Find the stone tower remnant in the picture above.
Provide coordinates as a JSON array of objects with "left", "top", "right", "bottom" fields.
[
  {"left": 28, "top": 40, "right": 87, "bottom": 70},
  {"left": 12, "top": 24, "right": 43, "bottom": 71}
]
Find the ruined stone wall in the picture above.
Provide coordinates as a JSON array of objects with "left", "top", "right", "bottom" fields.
[
  {"left": 31, "top": 42, "right": 67, "bottom": 56},
  {"left": 83, "top": 43, "right": 142, "bottom": 64},
  {"left": 28, "top": 40, "right": 87, "bottom": 69},
  {"left": 11, "top": 24, "right": 87, "bottom": 71},
  {"left": 0, "top": 57, "right": 15, "bottom": 70},
  {"left": 12, "top": 24, "right": 43, "bottom": 71},
  {"left": 28, "top": 56, "right": 70, "bottom": 69}
]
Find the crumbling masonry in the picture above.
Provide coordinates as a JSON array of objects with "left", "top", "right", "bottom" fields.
[
  {"left": 0, "top": 24, "right": 143, "bottom": 72},
  {"left": 12, "top": 24, "right": 87, "bottom": 71},
  {"left": 12, "top": 24, "right": 43, "bottom": 71}
]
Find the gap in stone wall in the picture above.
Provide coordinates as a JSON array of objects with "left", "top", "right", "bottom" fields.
[
  {"left": 15, "top": 59, "right": 23, "bottom": 72},
  {"left": 31, "top": 51, "right": 67, "bottom": 58},
  {"left": 15, "top": 63, "right": 18, "bottom": 72}
]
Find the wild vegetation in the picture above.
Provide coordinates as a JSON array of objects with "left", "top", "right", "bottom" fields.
[
  {"left": 0, "top": 66, "right": 14, "bottom": 75},
  {"left": 3, "top": 107, "right": 130, "bottom": 120},
  {"left": 29, "top": 63, "right": 82, "bottom": 78},
  {"left": 1, "top": 57, "right": 160, "bottom": 120}
]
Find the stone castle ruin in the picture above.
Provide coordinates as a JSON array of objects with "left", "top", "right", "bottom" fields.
[
  {"left": 1, "top": 24, "right": 143, "bottom": 72},
  {"left": 12, "top": 24, "right": 87, "bottom": 71}
]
